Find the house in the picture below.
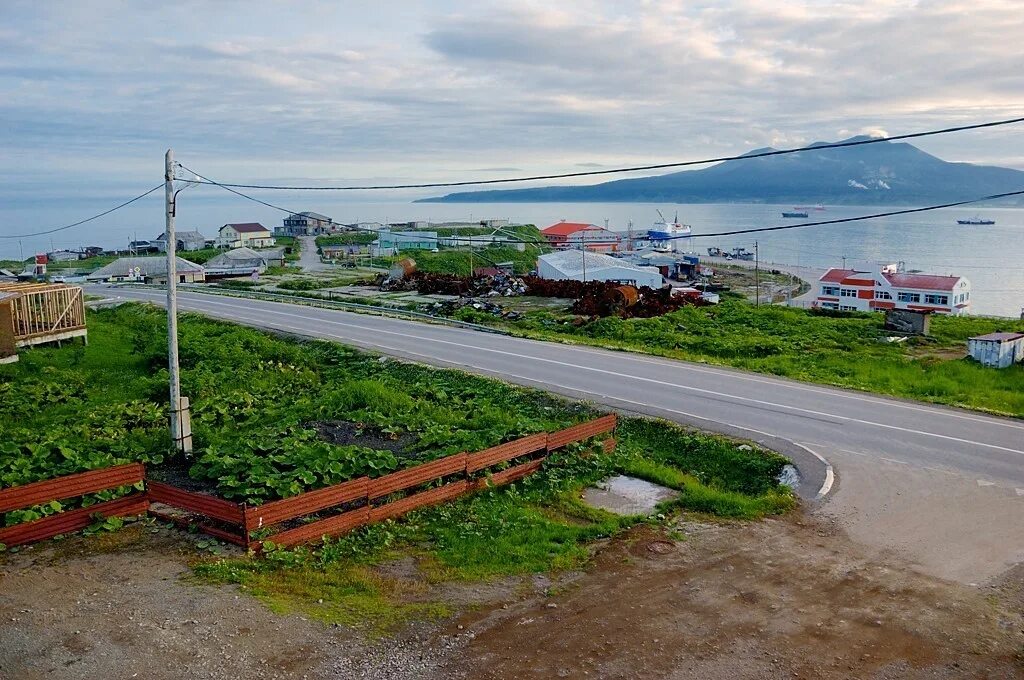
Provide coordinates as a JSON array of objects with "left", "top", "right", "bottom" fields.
[
  {"left": 128, "top": 239, "right": 162, "bottom": 254},
  {"left": 967, "top": 332, "right": 1024, "bottom": 368},
  {"left": 87, "top": 256, "right": 205, "bottom": 284},
  {"left": 541, "top": 221, "right": 620, "bottom": 252},
  {"left": 813, "top": 266, "right": 971, "bottom": 315},
  {"left": 276, "top": 212, "right": 333, "bottom": 237},
  {"left": 371, "top": 229, "right": 438, "bottom": 256},
  {"left": 217, "top": 223, "right": 275, "bottom": 248},
  {"left": 155, "top": 230, "right": 207, "bottom": 252},
  {"left": 537, "top": 250, "right": 663, "bottom": 288},
  {"left": 204, "top": 247, "right": 274, "bottom": 276}
]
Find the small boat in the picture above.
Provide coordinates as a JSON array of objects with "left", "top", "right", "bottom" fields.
[
  {"left": 782, "top": 211, "right": 809, "bottom": 218},
  {"left": 957, "top": 216, "right": 995, "bottom": 225}
]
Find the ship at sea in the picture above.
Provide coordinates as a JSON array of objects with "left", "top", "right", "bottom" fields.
[
  {"left": 957, "top": 216, "right": 995, "bottom": 225},
  {"left": 647, "top": 210, "right": 692, "bottom": 252},
  {"left": 782, "top": 211, "right": 809, "bottom": 218}
]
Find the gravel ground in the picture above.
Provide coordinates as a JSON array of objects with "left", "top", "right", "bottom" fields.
[{"left": 1, "top": 512, "right": 1021, "bottom": 680}]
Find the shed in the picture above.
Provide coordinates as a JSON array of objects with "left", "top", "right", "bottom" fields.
[
  {"left": 967, "top": 332, "right": 1024, "bottom": 368},
  {"left": 537, "top": 250, "right": 663, "bottom": 289},
  {"left": 0, "top": 283, "right": 88, "bottom": 351}
]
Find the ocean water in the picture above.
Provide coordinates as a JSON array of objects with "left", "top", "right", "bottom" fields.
[{"left": 2, "top": 197, "right": 1021, "bottom": 317}]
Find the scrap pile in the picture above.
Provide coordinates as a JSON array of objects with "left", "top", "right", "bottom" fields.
[
  {"left": 421, "top": 298, "right": 524, "bottom": 321},
  {"left": 390, "top": 272, "right": 528, "bottom": 297},
  {"left": 522, "top": 277, "right": 707, "bottom": 319}
]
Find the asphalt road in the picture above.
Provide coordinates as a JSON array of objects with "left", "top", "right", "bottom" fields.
[{"left": 94, "top": 286, "right": 1024, "bottom": 580}]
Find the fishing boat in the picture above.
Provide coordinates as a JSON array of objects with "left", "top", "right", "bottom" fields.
[
  {"left": 647, "top": 210, "right": 692, "bottom": 252},
  {"left": 782, "top": 211, "right": 809, "bottom": 218},
  {"left": 957, "top": 216, "right": 995, "bottom": 225}
]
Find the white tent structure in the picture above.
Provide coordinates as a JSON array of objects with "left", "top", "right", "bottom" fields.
[{"left": 537, "top": 250, "right": 663, "bottom": 288}]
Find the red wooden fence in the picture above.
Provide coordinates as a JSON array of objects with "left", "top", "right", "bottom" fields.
[
  {"left": 0, "top": 414, "right": 617, "bottom": 551},
  {"left": 0, "top": 464, "right": 146, "bottom": 547}
]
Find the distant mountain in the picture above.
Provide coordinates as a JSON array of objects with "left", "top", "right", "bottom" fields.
[{"left": 418, "top": 137, "right": 1024, "bottom": 205}]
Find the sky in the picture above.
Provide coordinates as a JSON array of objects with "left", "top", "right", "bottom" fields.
[{"left": 1, "top": 0, "right": 1024, "bottom": 255}]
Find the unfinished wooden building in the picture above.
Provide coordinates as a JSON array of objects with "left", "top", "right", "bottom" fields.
[{"left": 0, "top": 283, "right": 87, "bottom": 363}]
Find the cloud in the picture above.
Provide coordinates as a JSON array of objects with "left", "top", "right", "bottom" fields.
[{"left": 0, "top": 0, "right": 1022, "bottom": 234}]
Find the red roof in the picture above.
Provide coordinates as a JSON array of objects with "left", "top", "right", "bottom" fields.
[
  {"left": 224, "top": 222, "right": 268, "bottom": 233},
  {"left": 820, "top": 268, "right": 962, "bottom": 291},
  {"left": 542, "top": 221, "right": 596, "bottom": 237},
  {"left": 819, "top": 268, "right": 862, "bottom": 283},
  {"left": 882, "top": 272, "right": 960, "bottom": 291}
]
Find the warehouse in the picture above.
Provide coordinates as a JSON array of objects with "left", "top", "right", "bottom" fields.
[
  {"left": 537, "top": 250, "right": 663, "bottom": 288},
  {"left": 87, "top": 256, "right": 205, "bottom": 284}
]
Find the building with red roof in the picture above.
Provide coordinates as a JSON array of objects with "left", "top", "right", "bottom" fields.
[
  {"left": 814, "top": 266, "right": 971, "bottom": 315},
  {"left": 541, "top": 221, "right": 621, "bottom": 252}
]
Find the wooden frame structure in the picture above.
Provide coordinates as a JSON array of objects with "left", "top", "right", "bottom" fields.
[{"left": 0, "top": 283, "right": 87, "bottom": 348}]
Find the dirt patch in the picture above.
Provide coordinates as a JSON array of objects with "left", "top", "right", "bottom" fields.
[
  {"left": 308, "top": 420, "right": 420, "bottom": 458},
  {"left": 438, "top": 516, "right": 1024, "bottom": 680},
  {"left": 2, "top": 513, "right": 1022, "bottom": 680}
]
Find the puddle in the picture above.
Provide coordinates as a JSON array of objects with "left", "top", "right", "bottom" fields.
[
  {"left": 582, "top": 475, "right": 679, "bottom": 516},
  {"left": 777, "top": 464, "right": 801, "bottom": 491}
]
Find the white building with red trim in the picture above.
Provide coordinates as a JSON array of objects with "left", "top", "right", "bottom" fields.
[{"left": 813, "top": 266, "right": 971, "bottom": 315}]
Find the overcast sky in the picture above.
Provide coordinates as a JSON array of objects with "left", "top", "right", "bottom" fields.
[{"left": 1, "top": 0, "right": 1023, "bottom": 233}]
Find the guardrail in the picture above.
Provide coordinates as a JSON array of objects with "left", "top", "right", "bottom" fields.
[{"left": 115, "top": 283, "right": 509, "bottom": 335}]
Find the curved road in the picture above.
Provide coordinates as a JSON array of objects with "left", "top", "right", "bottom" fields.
[{"left": 95, "top": 286, "right": 1024, "bottom": 582}]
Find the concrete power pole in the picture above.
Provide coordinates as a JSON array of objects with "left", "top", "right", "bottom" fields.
[
  {"left": 164, "top": 149, "right": 192, "bottom": 453},
  {"left": 754, "top": 240, "right": 760, "bottom": 307}
]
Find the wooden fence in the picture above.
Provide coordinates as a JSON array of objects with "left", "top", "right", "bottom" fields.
[
  {"left": 0, "top": 415, "right": 617, "bottom": 551},
  {"left": 0, "top": 463, "right": 147, "bottom": 548}
]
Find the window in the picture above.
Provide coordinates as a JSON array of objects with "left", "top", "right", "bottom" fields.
[
  {"left": 839, "top": 305, "right": 857, "bottom": 311},
  {"left": 897, "top": 292, "right": 920, "bottom": 303},
  {"left": 841, "top": 288, "right": 857, "bottom": 297},
  {"left": 924, "top": 294, "right": 948, "bottom": 305},
  {"left": 821, "top": 285, "right": 840, "bottom": 296},
  {"left": 820, "top": 302, "right": 838, "bottom": 310},
  {"left": 874, "top": 290, "right": 892, "bottom": 300}
]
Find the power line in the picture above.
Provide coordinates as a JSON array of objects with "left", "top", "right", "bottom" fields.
[
  {"left": 182, "top": 161, "right": 1024, "bottom": 248},
  {"left": 178, "top": 115, "right": 1024, "bottom": 191},
  {"left": 0, "top": 184, "right": 164, "bottom": 239}
]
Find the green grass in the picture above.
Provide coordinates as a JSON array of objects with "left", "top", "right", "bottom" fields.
[
  {"left": 4, "top": 302, "right": 794, "bottom": 628},
  {"left": 498, "top": 298, "right": 1024, "bottom": 417}
]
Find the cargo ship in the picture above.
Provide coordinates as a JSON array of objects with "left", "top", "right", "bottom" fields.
[
  {"left": 957, "top": 216, "right": 995, "bottom": 225},
  {"left": 782, "top": 211, "right": 809, "bottom": 218}
]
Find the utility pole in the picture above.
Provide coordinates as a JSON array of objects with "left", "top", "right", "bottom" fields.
[
  {"left": 842, "top": 255, "right": 847, "bottom": 269},
  {"left": 164, "top": 149, "right": 191, "bottom": 453},
  {"left": 754, "top": 240, "right": 760, "bottom": 307}
]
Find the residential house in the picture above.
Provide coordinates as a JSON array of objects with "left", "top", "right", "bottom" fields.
[
  {"left": 217, "top": 223, "right": 275, "bottom": 248},
  {"left": 537, "top": 250, "right": 663, "bottom": 288},
  {"left": 322, "top": 244, "right": 367, "bottom": 260},
  {"left": 155, "top": 230, "right": 207, "bottom": 252},
  {"left": 276, "top": 212, "right": 333, "bottom": 237},
  {"left": 541, "top": 221, "right": 620, "bottom": 252},
  {"left": 813, "top": 266, "right": 971, "bottom": 315},
  {"left": 87, "top": 256, "right": 205, "bottom": 284}
]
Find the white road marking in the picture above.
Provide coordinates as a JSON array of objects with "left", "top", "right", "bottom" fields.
[
  {"left": 116, "top": 288, "right": 1024, "bottom": 458},
  {"left": 880, "top": 457, "right": 910, "bottom": 465},
  {"left": 977, "top": 480, "right": 996, "bottom": 487},
  {"left": 188, "top": 296, "right": 1024, "bottom": 458},
  {"left": 797, "top": 442, "right": 835, "bottom": 500},
  {"left": 126, "top": 287, "right": 1024, "bottom": 433}
]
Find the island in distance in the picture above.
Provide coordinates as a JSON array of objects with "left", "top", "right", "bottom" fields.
[{"left": 418, "top": 136, "right": 1024, "bottom": 206}]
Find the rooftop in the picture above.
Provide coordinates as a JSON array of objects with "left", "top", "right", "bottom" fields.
[
  {"left": 88, "top": 256, "right": 203, "bottom": 279},
  {"left": 224, "top": 222, "right": 269, "bottom": 233},
  {"left": 290, "top": 212, "right": 332, "bottom": 221},
  {"left": 970, "top": 332, "right": 1024, "bottom": 342},
  {"left": 539, "top": 249, "right": 660, "bottom": 277},
  {"left": 819, "top": 268, "right": 964, "bottom": 291},
  {"left": 542, "top": 221, "right": 598, "bottom": 237}
]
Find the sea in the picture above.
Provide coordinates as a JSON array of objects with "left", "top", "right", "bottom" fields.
[{"left": 2, "top": 197, "right": 1022, "bottom": 318}]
